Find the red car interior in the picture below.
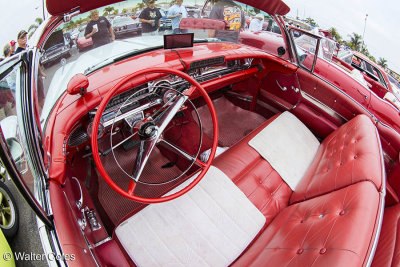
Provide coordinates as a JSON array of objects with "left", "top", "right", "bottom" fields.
[
  {"left": 24, "top": 0, "right": 400, "bottom": 265},
  {"left": 41, "top": 38, "right": 400, "bottom": 265}
]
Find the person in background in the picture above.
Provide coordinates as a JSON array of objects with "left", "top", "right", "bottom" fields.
[
  {"left": 84, "top": 10, "right": 114, "bottom": 47},
  {"left": 15, "top": 30, "right": 27, "bottom": 54},
  {"left": 167, "top": 0, "right": 187, "bottom": 34},
  {"left": 139, "top": 0, "right": 162, "bottom": 36},
  {"left": 3, "top": 43, "right": 12, "bottom": 58},
  {"left": 208, "top": 0, "right": 245, "bottom": 43},
  {"left": 9, "top": 40, "right": 16, "bottom": 55},
  {"left": 248, "top": 14, "right": 264, "bottom": 32}
]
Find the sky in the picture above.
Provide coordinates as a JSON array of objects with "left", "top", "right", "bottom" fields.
[
  {"left": 0, "top": 0, "right": 399, "bottom": 73},
  {"left": 283, "top": 0, "right": 400, "bottom": 74}
]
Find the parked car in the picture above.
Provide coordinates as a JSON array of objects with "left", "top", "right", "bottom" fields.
[
  {"left": 185, "top": 5, "right": 201, "bottom": 18},
  {"left": 335, "top": 50, "right": 395, "bottom": 98},
  {"left": 1, "top": 0, "right": 399, "bottom": 266},
  {"left": 112, "top": 16, "right": 142, "bottom": 38},
  {"left": 76, "top": 30, "right": 93, "bottom": 52},
  {"left": 40, "top": 29, "right": 71, "bottom": 67},
  {"left": 159, "top": 9, "right": 172, "bottom": 31}
]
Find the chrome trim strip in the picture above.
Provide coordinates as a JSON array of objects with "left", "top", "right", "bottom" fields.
[
  {"left": 37, "top": 217, "right": 67, "bottom": 267},
  {"left": 366, "top": 127, "right": 386, "bottom": 267},
  {"left": 300, "top": 91, "right": 346, "bottom": 123},
  {"left": 103, "top": 99, "right": 162, "bottom": 127},
  {"left": 258, "top": 91, "right": 291, "bottom": 110},
  {"left": 94, "top": 237, "right": 112, "bottom": 248}
]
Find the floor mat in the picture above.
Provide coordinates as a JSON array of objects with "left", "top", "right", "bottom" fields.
[
  {"left": 97, "top": 146, "right": 186, "bottom": 225},
  {"left": 193, "top": 97, "right": 266, "bottom": 147}
]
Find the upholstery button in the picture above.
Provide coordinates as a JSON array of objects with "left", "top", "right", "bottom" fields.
[
  {"left": 340, "top": 162, "right": 344, "bottom": 166},
  {"left": 320, "top": 248, "right": 327, "bottom": 254},
  {"left": 354, "top": 155, "right": 358, "bottom": 159},
  {"left": 297, "top": 248, "right": 303, "bottom": 254},
  {"left": 339, "top": 210, "right": 346, "bottom": 216},
  {"left": 300, "top": 219, "right": 304, "bottom": 223},
  {"left": 259, "top": 180, "right": 263, "bottom": 184},
  {"left": 318, "top": 214, "right": 324, "bottom": 219}
]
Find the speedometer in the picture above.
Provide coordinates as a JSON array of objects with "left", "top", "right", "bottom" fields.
[{"left": 87, "top": 121, "right": 105, "bottom": 138}]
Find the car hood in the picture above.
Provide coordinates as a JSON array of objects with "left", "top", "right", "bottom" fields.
[
  {"left": 46, "top": 0, "right": 289, "bottom": 16},
  {"left": 40, "top": 36, "right": 164, "bottom": 124}
]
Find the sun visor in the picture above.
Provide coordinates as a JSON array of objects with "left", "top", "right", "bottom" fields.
[
  {"left": 47, "top": 0, "right": 290, "bottom": 17},
  {"left": 238, "top": 0, "right": 290, "bottom": 16},
  {"left": 46, "top": 0, "right": 122, "bottom": 16}
]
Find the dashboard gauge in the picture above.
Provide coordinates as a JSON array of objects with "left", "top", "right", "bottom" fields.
[
  {"left": 87, "top": 121, "right": 105, "bottom": 138},
  {"left": 163, "top": 89, "right": 178, "bottom": 104},
  {"left": 124, "top": 111, "right": 144, "bottom": 129}
]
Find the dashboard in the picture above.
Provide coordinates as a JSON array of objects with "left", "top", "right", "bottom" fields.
[{"left": 67, "top": 57, "right": 255, "bottom": 149}]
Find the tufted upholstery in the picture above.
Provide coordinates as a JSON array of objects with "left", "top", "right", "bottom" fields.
[
  {"left": 179, "top": 18, "right": 228, "bottom": 30},
  {"left": 232, "top": 182, "right": 381, "bottom": 267},
  {"left": 212, "top": 113, "right": 384, "bottom": 267},
  {"left": 214, "top": 114, "right": 292, "bottom": 224},
  {"left": 372, "top": 204, "right": 400, "bottom": 267},
  {"left": 291, "top": 114, "right": 383, "bottom": 204}
]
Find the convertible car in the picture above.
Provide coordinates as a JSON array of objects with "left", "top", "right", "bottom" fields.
[{"left": 1, "top": 0, "right": 400, "bottom": 266}]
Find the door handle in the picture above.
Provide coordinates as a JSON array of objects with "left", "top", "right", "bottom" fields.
[{"left": 276, "top": 80, "right": 287, "bottom": 91}]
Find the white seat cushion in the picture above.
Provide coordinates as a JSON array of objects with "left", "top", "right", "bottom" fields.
[
  {"left": 115, "top": 166, "right": 266, "bottom": 267},
  {"left": 249, "top": 111, "right": 320, "bottom": 190}
]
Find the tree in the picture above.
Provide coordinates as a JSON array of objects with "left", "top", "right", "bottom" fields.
[
  {"left": 348, "top": 32, "right": 362, "bottom": 52},
  {"left": 113, "top": 9, "right": 119, "bottom": 15},
  {"left": 360, "top": 45, "right": 369, "bottom": 57},
  {"left": 329, "top": 27, "right": 342, "bottom": 42},
  {"left": 28, "top": 17, "right": 43, "bottom": 38},
  {"left": 105, "top": 7, "right": 115, "bottom": 14},
  {"left": 122, "top": 8, "right": 128, "bottom": 14},
  {"left": 377, "top": 58, "right": 388, "bottom": 69},
  {"left": 369, "top": 56, "right": 376, "bottom": 63},
  {"left": 304, "top": 17, "right": 318, "bottom": 27}
]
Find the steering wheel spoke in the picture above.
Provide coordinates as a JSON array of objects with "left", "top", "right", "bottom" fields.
[
  {"left": 153, "top": 94, "right": 188, "bottom": 133},
  {"left": 159, "top": 138, "right": 197, "bottom": 162},
  {"left": 132, "top": 139, "right": 157, "bottom": 182}
]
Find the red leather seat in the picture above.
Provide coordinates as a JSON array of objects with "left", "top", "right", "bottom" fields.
[
  {"left": 372, "top": 204, "right": 400, "bottom": 267},
  {"left": 179, "top": 18, "right": 227, "bottom": 30},
  {"left": 232, "top": 182, "right": 382, "bottom": 266},
  {"left": 214, "top": 114, "right": 292, "bottom": 224},
  {"left": 213, "top": 113, "right": 384, "bottom": 266},
  {"left": 291, "top": 114, "right": 383, "bottom": 204}
]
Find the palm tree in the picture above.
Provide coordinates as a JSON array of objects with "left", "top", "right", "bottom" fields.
[
  {"left": 369, "top": 56, "right": 376, "bottom": 63},
  {"left": 304, "top": 17, "right": 318, "bottom": 27},
  {"left": 104, "top": 6, "right": 115, "bottom": 16},
  {"left": 28, "top": 17, "right": 43, "bottom": 38},
  {"left": 329, "top": 27, "right": 341, "bottom": 42},
  {"left": 377, "top": 58, "right": 388, "bottom": 69},
  {"left": 348, "top": 33, "right": 362, "bottom": 52},
  {"left": 360, "top": 45, "right": 369, "bottom": 57}
]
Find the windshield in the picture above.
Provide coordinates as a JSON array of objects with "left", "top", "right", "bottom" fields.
[{"left": 37, "top": 0, "right": 284, "bottom": 127}]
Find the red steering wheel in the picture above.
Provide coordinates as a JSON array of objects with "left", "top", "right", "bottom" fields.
[{"left": 91, "top": 67, "right": 218, "bottom": 203}]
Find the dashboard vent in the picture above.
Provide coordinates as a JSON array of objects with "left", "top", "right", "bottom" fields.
[
  {"left": 68, "top": 126, "right": 89, "bottom": 147},
  {"left": 189, "top": 56, "right": 225, "bottom": 70}
]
